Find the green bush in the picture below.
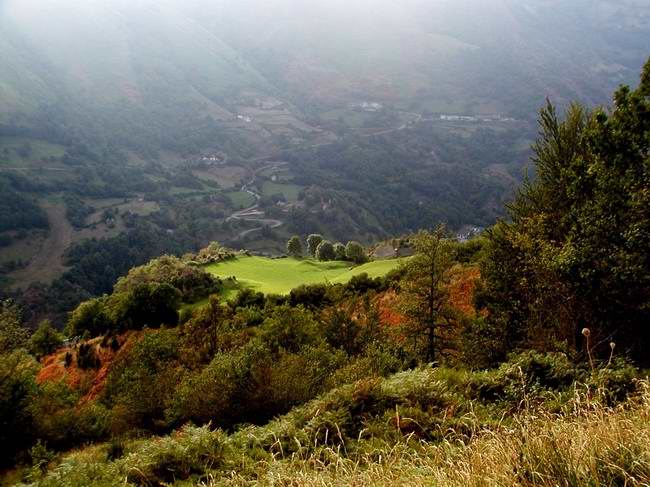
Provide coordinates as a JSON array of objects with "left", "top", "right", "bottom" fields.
[
  {"left": 289, "top": 284, "right": 330, "bottom": 309},
  {"left": 588, "top": 358, "right": 641, "bottom": 404},
  {"left": 114, "top": 255, "right": 221, "bottom": 303},
  {"left": 108, "top": 283, "right": 181, "bottom": 331},
  {"left": 124, "top": 426, "right": 230, "bottom": 486},
  {"left": 31, "top": 381, "right": 110, "bottom": 451},
  {"left": 29, "top": 321, "right": 63, "bottom": 359},
  {"left": 166, "top": 349, "right": 249, "bottom": 428},
  {"left": 103, "top": 330, "right": 182, "bottom": 432},
  {"left": 66, "top": 298, "right": 112, "bottom": 338}
]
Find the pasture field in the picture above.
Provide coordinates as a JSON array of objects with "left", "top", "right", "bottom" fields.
[
  {"left": 192, "top": 166, "right": 246, "bottom": 188},
  {"left": 261, "top": 181, "right": 301, "bottom": 201},
  {"left": 226, "top": 191, "right": 256, "bottom": 209},
  {"left": 204, "top": 256, "right": 406, "bottom": 297},
  {"left": 0, "top": 136, "right": 66, "bottom": 166}
]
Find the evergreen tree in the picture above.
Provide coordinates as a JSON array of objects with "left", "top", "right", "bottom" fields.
[
  {"left": 480, "top": 59, "right": 650, "bottom": 363},
  {"left": 399, "top": 226, "right": 455, "bottom": 363}
]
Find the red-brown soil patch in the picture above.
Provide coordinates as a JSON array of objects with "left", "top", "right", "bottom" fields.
[{"left": 36, "top": 331, "right": 143, "bottom": 404}]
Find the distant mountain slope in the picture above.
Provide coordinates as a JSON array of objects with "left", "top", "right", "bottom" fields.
[
  {"left": 190, "top": 0, "right": 649, "bottom": 116},
  {"left": 1, "top": 0, "right": 647, "bottom": 149},
  {"left": 0, "top": 0, "right": 270, "bottom": 149}
]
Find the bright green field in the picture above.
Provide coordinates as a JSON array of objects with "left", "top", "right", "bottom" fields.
[{"left": 204, "top": 256, "right": 406, "bottom": 298}]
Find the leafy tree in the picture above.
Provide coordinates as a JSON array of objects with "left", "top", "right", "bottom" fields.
[
  {"left": 103, "top": 329, "right": 181, "bottom": 432},
  {"left": 480, "top": 60, "right": 650, "bottom": 363},
  {"left": 29, "top": 320, "right": 63, "bottom": 359},
  {"left": 109, "top": 283, "right": 181, "bottom": 330},
  {"left": 259, "top": 305, "right": 321, "bottom": 354},
  {"left": 67, "top": 298, "right": 112, "bottom": 338},
  {"left": 307, "top": 234, "right": 324, "bottom": 257},
  {"left": 323, "top": 304, "right": 363, "bottom": 355},
  {"left": 399, "top": 227, "right": 455, "bottom": 363},
  {"left": 287, "top": 236, "right": 303, "bottom": 258},
  {"left": 289, "top": 284, "right": 329, "bottom": 309},
  {"left": 0, "top": 300, "right": 29, "bottom": 351},
  {"left": 316, "top": 240, "right": 335, "bottom": 261},
  {"left": 0, "top": 350, "right": 38, "bottom": 465},
  {"left": 345, "top": 241, "right": 367, "bottom": 264},
  {"left": 181, "top": 295, "right": 229, "bottom": 361},
  {"left": 114, "top": 255, "right": 220, "bottom": 303},
  {"left": 333, "top": 243, "right": 346, "bottom": 261}
]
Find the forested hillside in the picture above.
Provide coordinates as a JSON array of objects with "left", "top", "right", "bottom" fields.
[
  {"left": 1, "top": 0, "right": 649, "bottom": 318},
  {"left": 1, "top": 61, "right": 649, "bottom": 486}
]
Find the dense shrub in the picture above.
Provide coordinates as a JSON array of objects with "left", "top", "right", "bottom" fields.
[
  {"left": 77, "top": 343, "right": 100, "bottom": 369},
  {"left": 29, "top": 321, "right": 63, "bottom": 359},
  {"left": 0, "top": 179, "right": 49, "bottom": 232},
  {"left": 103, "top": 330, "right": 182, "bottom": 432},
  {"left": 191, "top": 242, "right": 236, "bottom": 265},
  {"left": 0, "top": 234, "right": 12, "bottom": 247},
  {"left": 66, "top": 298, "right": 112, "bottom": 338},
  {"left": 108, "top": 283, "right": 181, "bottom": 330},
  {"left": 30, "top": 382, "right": 110, "bottom": 450},
  {"left": 114, "top": 255, "right": 221, "bottom": 303},
  {"left": 0, "top": 351, "right": 38, "bottom": 465},
  {"left": 289, "top": 284, "right": 329, "bottom": 309},
  {"left": 230, "top": 288, "right": 265, "bottom": 310}
]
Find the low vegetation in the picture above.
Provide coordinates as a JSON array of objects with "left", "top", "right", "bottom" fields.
[{"left": 14, "top": 355, "right": 650, "bottom": 486}]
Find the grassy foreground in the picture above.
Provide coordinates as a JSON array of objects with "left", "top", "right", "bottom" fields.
[
  {"left": 204, "top": 256, "right": 406, "bottom": 297},
  {"left": 22, "top": 360, "right": 650, "bottom": 487}
]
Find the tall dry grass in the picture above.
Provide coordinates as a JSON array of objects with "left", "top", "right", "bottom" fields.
[{"left": 206, "top": 383, "right": 650, "bottom": 487}]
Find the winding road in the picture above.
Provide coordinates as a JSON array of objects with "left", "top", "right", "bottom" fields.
[
  {"left": 226, "top": 162, "right": 287, "bottom": 239},
  {"left": 224, "top": 111, "right": 423, "bottom": 239}
]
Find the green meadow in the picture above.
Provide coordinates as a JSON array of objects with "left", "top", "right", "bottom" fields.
[
  {"left": 226, "top": 191, "right": 256, "bottom": 209},
  {"left": 261, "top": 181, "right": 301, "bottom": 201},
  {"left": 203, "top": 256, "right": 406, "bottom": 299},
  {"left": 0, "top": 136, "right": 66, "bottom": 166}
]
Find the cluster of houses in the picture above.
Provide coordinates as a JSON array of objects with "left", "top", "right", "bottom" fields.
[
  {"left": 349, "top": 101, "right": 384, "bottom": 112},
  {"left": 185, "top": 152, "right": 226, "bottom": 167}
]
